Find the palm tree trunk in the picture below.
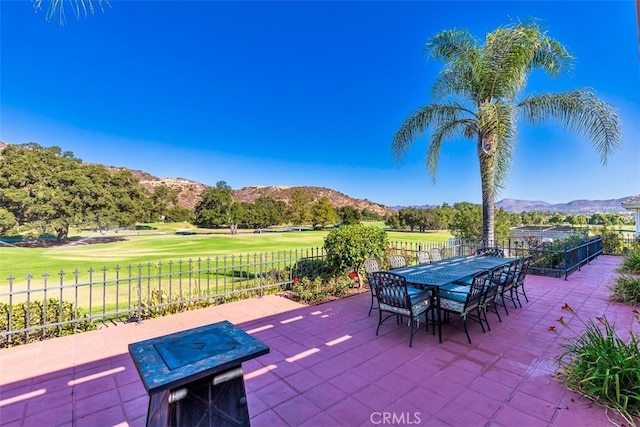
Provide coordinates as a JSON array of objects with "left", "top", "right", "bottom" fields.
[{"left": 478, "top": 139, "right": 495, "bottom": 246}]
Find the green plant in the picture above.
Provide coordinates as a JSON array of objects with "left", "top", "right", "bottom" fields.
[
  {"left": 324, "top": 224, "right": 388, "bottom": 285},
  {"left": 291, "top": 274, "right": 352, "bottom": 305},
  {"left": 550, "top": 303, "right": 640, "bottom": 424},
  {"left": 609, "top": 275, "right": 640, "bottom": 306},
  {"left": 619, "top": 247, "right": 640, "bottom": 275},
  {"left": 292, "top": 258, "right": 330, "bottom": 281},
  {"left": 0, "top": 298, "right": 96, "bottom": 348},
  {"left": 598, "top": 226, "right": 626, "bottom": 255}
]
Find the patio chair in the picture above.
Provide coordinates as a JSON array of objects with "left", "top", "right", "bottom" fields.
[
  {"left": 389, "top": 254, "right": 408, "bottom": 269},
  {"left": 373, "top": 271, "right": 433, "bottom": 347},
  {"left": 429, "top": 247, "right": 444, "bottom": 262},
  {"left": 512, "top": 255, "right": 532, "bottom": 307},
  {"left": 480, "top": 268, "right": 503, "bottom": 330},
  {"left": 476, "top": 246, "right": 505, "bottom": 257},
  {"left": 417, "top": 251, "right": 431, "bottom": 264},
  {"left": 438, "top": 271, "right": 488, "bottom": 344},
  {"left": 364, "top": 257, "right": 381, "bottom": 316},
  {"left": 493, "top": 259, "right": 519, "bottom": 315}
]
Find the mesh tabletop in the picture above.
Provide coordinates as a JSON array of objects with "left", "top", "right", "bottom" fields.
[{"left": 393, "top": 256, "right": 513, "bottom": 288}]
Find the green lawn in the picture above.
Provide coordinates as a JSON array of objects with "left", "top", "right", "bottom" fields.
[{"left": 0, "top": 224, "right": 452, "bottom": 284}]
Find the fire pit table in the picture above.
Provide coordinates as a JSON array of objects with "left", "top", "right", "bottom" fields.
[{"left": 129, "top": 320, "right": 269, "bottom": 427}]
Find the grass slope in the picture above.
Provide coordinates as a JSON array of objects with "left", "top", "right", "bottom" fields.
[{"left": 0, "top": 225, "right": 451, "bottom": 286}]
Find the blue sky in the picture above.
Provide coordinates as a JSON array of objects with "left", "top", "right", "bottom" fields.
[{"left": 1, "top": 1, "right": 638, "bottom": 206}]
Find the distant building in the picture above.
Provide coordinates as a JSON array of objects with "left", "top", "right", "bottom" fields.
[
  {"left": 510, "top": 225, "right": 586, "bottom": 241},
  {"left": 621, "top": 195, "right": 640, "bottom": 237}
]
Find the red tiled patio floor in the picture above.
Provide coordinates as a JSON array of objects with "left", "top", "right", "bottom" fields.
[{"left": 1, "top": 255, "right": 636, "bottom": 426}]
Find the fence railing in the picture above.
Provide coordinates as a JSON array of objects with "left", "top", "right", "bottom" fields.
[
  {"left": 0, "top": 248, "right": 326, "bottom": 347},
  {"left": 0, "top": 235, "right": 622, "bottom": 347},
  {"left": 393, "top": 236, "right": 604, "bottom": 280}
]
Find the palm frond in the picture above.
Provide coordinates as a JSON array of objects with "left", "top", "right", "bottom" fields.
[
  {"left": 32, "top": 0, "right": 110, "bottom": 25},
  {"left": 432, "top": 67, "right": 475, "bottom": 102},
  {"left": 392, "top": 103, "right": 473, "bottom": 162},
  {"left": 427, "top": 117, "right": 478, "bottom": 181},
  {"left": 426, "top": 29, "right": 479, "bottom": 65},
  {"left": 479, "top": 22, "right": 573, "bottom": 102},
  {"left": 519, "top": 90, "right": 622, "bottom": 164}
]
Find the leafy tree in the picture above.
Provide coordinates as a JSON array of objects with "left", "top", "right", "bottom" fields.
[
  {"left": 242, "top": 196, "right": 286, "bottom": 229},
  {"left": 288, "top": 189, "right": 313, "bottom": 229},
  {"left": 0, "top": 208, "right": 17, "bottom": 235},
  {"left": 449, "top": 202, "right": 512, "bottom": 241},
  {"left": 384, "top": 213, "right": 401, "bottom": 229},
  {"left": 165, "top": 206, "right": 193, "bottom": 223},
  {"left": 0, "top": 143, "right": 151, "bottom": 240},
  {"left": 521, "top": 211, "right": 546, "bottom": 225},
  {"left": 339, "top": 206, "right": 362, "bottom": 225},
  {"left": 449, "top": 202, "right": 483, "bottom": 240},
  {"left": 415, "top": 208, "right": 443, "bottom": 232},
  {"left": 361, "top": 208, "right": 383, "bottom": 221},
  {"left": 434, "top": 203, "right": 457, "bottom": 229},
  {"left": 311, "top": 197, "right": 339, "bottom": 228},
  {"left": 549, "top": 213, "right": 565, "bottom": 224},
  {"left": 108, "top": 169, "right": 156, "bottom": 227},
  {"left": 324, "top": 224, "right": 389, "bottom": 287},
  {"left": 392, "top": 21, "right": 620, "bottom": 245},
  {"left": 397, "top": 207, "right": 421, "bottom": 231},
  {"left": 494, "top": 208, "right": 513, "bottom": 241},
  {"left": 589, "top": 213, "right": 609, "bottom": 226},
  {"left": 150, "top": 184, "right": 180, "bottom": 221},
  {"left": 193, "top": 181, "right": 241, "bottom": 233}
]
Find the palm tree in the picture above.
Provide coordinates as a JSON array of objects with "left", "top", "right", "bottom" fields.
[
  {"left": 33, "top": 0, "right": 110, "bottom": 24},
  {"left": 392, "top": 21, "right": 621, "bottom": 245}
]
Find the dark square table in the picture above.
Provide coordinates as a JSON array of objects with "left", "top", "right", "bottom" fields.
[{"left": 129, "top": 320, "right": 269, "bottom": 427}]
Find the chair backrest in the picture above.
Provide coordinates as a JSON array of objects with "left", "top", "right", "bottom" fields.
[
  {"left": 417, "top": 251, "right": 431, "bottom": 264},
  {"left": 482, "top": 268, "right": 502, "bottom": 304},
  {"left": 364, "top": 257, "right": 381, "bottom": 287},
  {"left": 465, "top": 271, "right": 489, "bottom": 311},
  {"left": 389, "top": 254, "right": 408, "bottom": 269},
  {"left": 429, "top": 247, "right": 443, "bottom": 262},
  {"left": 515, "top": 255, "right": 532, "bottom": 285},
  {"left": 372, "top": 271, "right": 411, "bottom": 310},
  {"left": 500, "top": 260, "right": 519, "bottom": 289},
  {"left": 477, "top": 246, "right": 505, "bottom": 258}
]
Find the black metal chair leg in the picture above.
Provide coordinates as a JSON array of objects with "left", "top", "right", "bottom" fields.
[
  {"left": 501, "top": 294, "right": 510, "bottom": 315},
  {"left": 462, "top": 318, "right": 471, "bottom": 344}
]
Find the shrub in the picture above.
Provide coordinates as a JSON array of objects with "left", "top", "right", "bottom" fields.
[
  {"left": 598, "top": 226, "right": 626, "bottom": 255},
  {"left": 324, "top": 224, "right": 388, "bottom": 284},
  {"left": 619, "top": 247, "right": 640, "bottom": 275},
  {"left": 551, "top": 303, "right": 640, "bottom": 424},
  {"left": 291, "top": 275, "right": 352, "bottom": 305},
  {"left": 292, "top": 258, "right": 330, "bottom": 281},
  {"left": 609, "top": 275, "right": 640, "bottom": 305},
  {"left": 0, "top": 299, "right": 96, "bottom": 348}
]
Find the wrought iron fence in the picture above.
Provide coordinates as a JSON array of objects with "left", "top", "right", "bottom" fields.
[
  {"left": 393, "top": 236, "right": 605, "bottom": 280},
  {"left": 0, "top": 234, "right": 629, "bottom": 347},
  {"left": 0, "top": 248, "right": 326, "bottom": 347}
]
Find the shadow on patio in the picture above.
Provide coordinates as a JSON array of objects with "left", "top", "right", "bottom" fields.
[{"left": 0, "top": 255, "right": 636, "bottom": 426}]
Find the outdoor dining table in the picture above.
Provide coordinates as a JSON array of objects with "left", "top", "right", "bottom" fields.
[{"left": 392, "top": 255, "right": 514, "bottom": 343}]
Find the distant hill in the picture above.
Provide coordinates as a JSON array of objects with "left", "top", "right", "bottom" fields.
[
  {"left": 234, "top": 186, "right": 393, "bottom": 216},
  {"left": 0, "top": 142, "right": 633, "bottom": 214},
  {"left": 391, "top": 196, "right": 635, "bottom": 214},
  {"left": 495, "top": 197, "right": 634, "bottom": 214},
  {"left": 104, "top": 167, "right": 393, "bottom": 215}
]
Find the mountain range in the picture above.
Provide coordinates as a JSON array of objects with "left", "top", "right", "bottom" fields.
[
  {"left": 0, "top": 141, "right": 634, "bottom": 214},
  {"left": 132, "top": 169, "right": 633, "bottom": 215}
]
